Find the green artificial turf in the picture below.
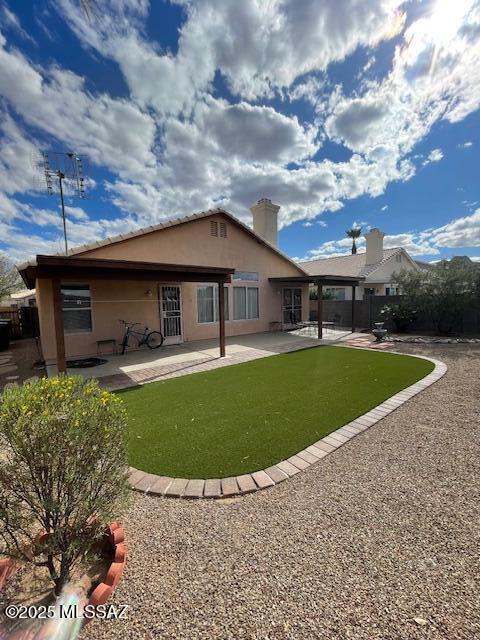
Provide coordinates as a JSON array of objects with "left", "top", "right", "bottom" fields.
[{"left": 119, "top": 345, "right": 433, "bottom": 478}]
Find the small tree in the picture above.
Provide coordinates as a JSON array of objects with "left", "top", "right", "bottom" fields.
[
  {"left": 0, "top": 253, "right": 23, "bottom": 301},
  {"left": 0, "top": 376, "right": 129, "bottom": 596},
  {"left": 346, "top": 227, "right": 362, "bottom": 255},
  {"left": 394, "top": 259, "right": 480, "bottom": 334}
]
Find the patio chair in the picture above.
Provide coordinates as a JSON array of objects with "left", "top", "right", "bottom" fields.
[{"left": 327, "top": 313, "right": 341, "bottom": 330}]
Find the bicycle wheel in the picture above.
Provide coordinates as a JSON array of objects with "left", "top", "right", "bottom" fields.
[{"left": 146, "top": 331, "right": 164, "bottom": 349}]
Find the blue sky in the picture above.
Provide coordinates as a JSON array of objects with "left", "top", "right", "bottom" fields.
[{"left": 0, "top": 0, "right": 479, "bottom": 264}]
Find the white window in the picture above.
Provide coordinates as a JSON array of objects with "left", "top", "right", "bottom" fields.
[
  {"left": 386, "top": 285, "right": 399, "bottom": 296},
  {"left": 197, "top": 285, "right": 229, "bottom": 323},
  {"left": 233, "top": 286, "right": 259, "bottom": 320},
  {"left": 62, "top": 285, "right": 92, "bottom": 334},
  {"left": 232, "top": 271, "right": 259, "bottom": 281}
]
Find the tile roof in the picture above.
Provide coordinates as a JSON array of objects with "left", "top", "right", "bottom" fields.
[
  {"left": 298, "top": 248, "right": 402, "bottom": 278},
  {"left": 17, "top": 208, "right": 308, "bottom": 277}
]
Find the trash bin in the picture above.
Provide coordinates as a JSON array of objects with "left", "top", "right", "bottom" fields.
[{"left": 0, "top": 320, "right": 11, "bottom": 351}]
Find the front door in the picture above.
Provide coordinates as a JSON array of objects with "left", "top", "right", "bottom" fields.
[
  {"left": 160, "top": 285, "right": 183, "bottom": 344},
  {"left": 283, "top": 288, "right": 302, "bottom": 326}
]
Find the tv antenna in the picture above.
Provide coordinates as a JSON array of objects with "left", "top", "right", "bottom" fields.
[{"left": 32, "top": 151, "right": 88, "bottom": 254}]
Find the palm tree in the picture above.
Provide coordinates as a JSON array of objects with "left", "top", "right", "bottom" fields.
[{"left": 346, "top": 227, "right": 362, "bottom": 255}]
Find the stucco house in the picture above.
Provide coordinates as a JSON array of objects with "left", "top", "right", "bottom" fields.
[
  {"left": 18, "top": 199, "right": 366, "bottom": 373},
  {"left": 298, "top": 228, "right": 420, "bottom": 300}
]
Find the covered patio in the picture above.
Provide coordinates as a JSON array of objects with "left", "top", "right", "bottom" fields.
[
  {"left": 19, "top": 255, "right": 235, "bottom": 374},
  {"left": 269, "top": 274, "right": 365, "bottom": 338}
]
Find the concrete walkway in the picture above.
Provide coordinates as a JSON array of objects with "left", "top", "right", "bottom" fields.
[{"left": 0, "top": 339, "right": 44, "bottom": 390}]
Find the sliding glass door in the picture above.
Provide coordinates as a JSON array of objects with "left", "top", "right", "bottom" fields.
[{"left": 282, "top": 288, "right": 302, "bottom": 325}]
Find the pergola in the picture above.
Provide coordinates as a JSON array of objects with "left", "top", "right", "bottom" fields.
[
  {"left": 19, "top": 255, "right": 235, "bottom": 374},
  {"left": 269, "top": 274, "right": 365, "bottom": 338}
]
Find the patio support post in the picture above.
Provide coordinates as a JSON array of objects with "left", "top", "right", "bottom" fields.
[
  {"left": 51, "top": 277, "right": 67, "bottom": 374},
  {"left": 218, "top": 281, "right": 226, "bottom": 358},
  {"left": 317, "top": 281, "right": 323, "bottom": 339},
  {"left": 351, "top": 285, "right": 356, "bottom": 333}
]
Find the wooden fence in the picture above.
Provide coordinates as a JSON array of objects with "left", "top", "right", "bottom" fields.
[
  {"left": 309, "top": 295, "right": 480, "bottom": 333},
  {"left": 0, "top": 307, "right": 40, "bottom": 340}
]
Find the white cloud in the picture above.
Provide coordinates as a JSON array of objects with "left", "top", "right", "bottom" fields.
[
  {"left": 324, "top": 0, "right": 480, "bottom": 186},
  {"left": 299, "top": 209, "right": 480, "bottom": 261},
  {"left": 459, "top": 140, "right": 473, "bottom": 148},
  {"left": 422, "top": 148, "right": 443, "bottom": 166},
  {"left": 194, "top": 98, "right": 318, "bottom": 164},
  {"left": 59, "top": 0, "right": 404, "bottom": 107},
  {"left": 430, "top": 209, "right": 480, "bottom": 247},
  {"left": 0, "top": 34, "right": 157, "bottom": 180}
]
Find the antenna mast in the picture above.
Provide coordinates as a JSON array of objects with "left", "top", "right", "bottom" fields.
[{"left": 33, "top": 151, "right": 88, "bottom": 255}]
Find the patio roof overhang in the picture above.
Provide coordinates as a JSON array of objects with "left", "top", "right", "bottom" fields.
[
  {"left": 18, "top": 255, "right": 235, "bottom": 374},
  {"left": 269, "top": 274, "right": 365, "bottom": 286},
  {"left": 19, "top": 255, "right": 235, "bottom": 289},
  {"left": 269, "top": 274, "right": 365, "bottom": 340}
]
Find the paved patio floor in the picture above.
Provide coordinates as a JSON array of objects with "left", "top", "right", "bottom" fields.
[{"left": 55, "top": 329, "right": 359, "bottom": 390}]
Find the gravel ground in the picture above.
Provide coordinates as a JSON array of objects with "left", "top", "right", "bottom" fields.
[{"left": 82, "top": 344, "right": 480, "bottom": 640}]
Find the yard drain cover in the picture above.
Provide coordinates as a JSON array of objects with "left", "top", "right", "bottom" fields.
[{"left": 67, "top": 357, "right": 107, "bottom": 368}]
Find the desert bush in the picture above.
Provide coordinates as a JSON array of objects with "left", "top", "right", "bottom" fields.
[
  {"left": 0, "top": 376, "right": 129, "bottom": 595},
  {"left": 380, "top": 303, "right": 417, "bottom": 332},
  {"left": 395, "top": 260, "right": 480, "bottom": 334}
]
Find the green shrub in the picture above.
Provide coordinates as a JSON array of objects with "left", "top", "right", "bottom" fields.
[
  {"left": 0, "top": 376, "right": 129, "bottom": 595},
  {"left": 380, "top": 303, "right": 417, "bottom": 332}
]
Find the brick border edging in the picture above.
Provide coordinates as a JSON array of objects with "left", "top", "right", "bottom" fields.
[
  {"left": 87, "top": 522, "right": 127, "bottom": 612},
  {"left": 127, "top": 352, "right": 447, "bottom": 499}
]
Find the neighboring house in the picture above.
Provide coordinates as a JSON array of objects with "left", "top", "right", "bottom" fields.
[
  {"left": 0, "top": 289, "right": 36, "bottom": 310},
  {"left": 298, "top": 228, "right": 420, "bottom": 300}
]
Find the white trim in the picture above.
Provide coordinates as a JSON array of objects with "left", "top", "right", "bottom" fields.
[
  {"left": 195, "top": 283, "right": 230, "bottom": 324},
  {"left": 233, "top": 285, "right": 259, "bottom": 321}
]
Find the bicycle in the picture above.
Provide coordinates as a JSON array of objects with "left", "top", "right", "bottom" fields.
[{"left": 119, "top": 320, "right": 164, "bottom": 355}]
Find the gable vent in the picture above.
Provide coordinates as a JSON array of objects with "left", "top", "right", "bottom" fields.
[
  {"left": 219, "top": 222, "right": 227, "bottom": 237},
  {"left": 210, "top": 221, "right": 218, "bottom": 236}
]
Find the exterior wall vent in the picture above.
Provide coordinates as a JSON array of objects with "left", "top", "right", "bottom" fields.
[
  {"left": 219, "top": 222, "right": 227, "bottom": 238},
  {"left": 210, "top": 221, "right": 218, "bottom": 237}
]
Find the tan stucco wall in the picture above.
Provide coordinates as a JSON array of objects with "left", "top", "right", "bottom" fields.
[{"left": 37, "top": 214, "right": 308, "bottom": 363}]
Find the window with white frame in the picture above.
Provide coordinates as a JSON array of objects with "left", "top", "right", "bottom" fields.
[
  {"left": 232, "top": 271, "right": 259, "bottom": 281},
  {"left": 197, "top": 285, "right": 229, "bottom": 323},
  {"left": 233, "top": 286, "right": 259, "bottom": 320},
  {"left": 61, "top": 285, "right": 92, "bottom": 334},
  {"left": 385, "top": 285, "right": 399, "bottom": 296}
]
